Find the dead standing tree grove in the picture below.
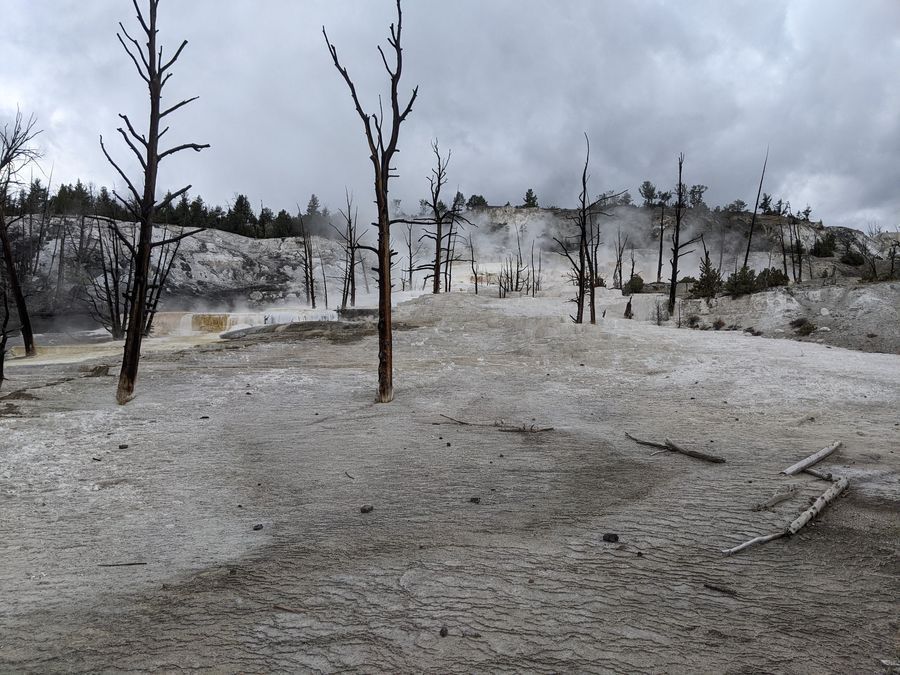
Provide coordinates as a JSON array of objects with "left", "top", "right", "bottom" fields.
[
  {"left": 102, "top": 0, "right": 208, "bottom": 404},
  {"left": 324, "top": 0, "right": 418, "bottom": 403},
  {"left": 0, "top": 111, "right": 42, "bottom": 357}
]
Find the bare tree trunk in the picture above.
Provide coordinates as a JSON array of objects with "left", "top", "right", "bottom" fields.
[
  {"left": 0, "top": 211, "right": 35, "bottom": 356},
  {"left": 657, "top": 204, "right": 665, "bottom": 283},
  {"left": 325, "top": 0, "right": 417, "bottom": 403},
  {"left": 668, "top": 154, "right": 685, "bottom": 314},
  {"left": 743, "top": 147, "right": 769, "bottom": 270},
  {"left": 102, "top": 0, "right": 208, "bottom": 404}
]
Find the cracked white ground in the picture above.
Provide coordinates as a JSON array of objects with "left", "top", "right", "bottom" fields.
[{"left": 2, "top": 289, "right": 898, "bottom": 673}]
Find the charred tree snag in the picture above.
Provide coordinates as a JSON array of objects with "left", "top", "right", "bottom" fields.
[
  {"left": 0, "top": 111, "right": 41, "bottom": 357},
  {"left": 325, "top": 0, "right": 418, "bottom": 403},
  {"left": 743, "top": 148, "right": 769, "bottom": 270},
  {"left": 103, "top": 0, "right": 208, "bottom": 404},
  {"left": 667, "top": 154, "right": 701, "bottom": 314}
]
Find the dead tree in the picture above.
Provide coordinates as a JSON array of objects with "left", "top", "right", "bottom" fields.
[
  {"left": 612, "top": 228, "right": 628, "bottom": 290},
  {"left": 297, "top": 211, "right": 316, "bottom": 307},
  {"left": 422, "top": 140, "right": 450, "bottom": 294},
  {"left": 553, "top": 134, "right": 590, "bottom": 323},
  {"left": 102, "top": 0, "right": 208, "bottom": 404},
  {"left": 325, "top": 0, "right": 418, "bottom": 403},
  {"left": 0, "top": 269, "right": 20, "bottom": 390},
  {"left": 668, "top": 154, "right": 701, "bottom": 314},
  {"left": 335, "top": 190, "right": 360, "bottom": 308},
  {"left": 84, "top": 218, "right": 181, "bottom": 338},
  {"left": 656, "top": 191, "right": 671, "bottom": 282},
  {"left": 401, "top": 221, "right": 424, "bottom": 292},
  {"left": 0, "top": 110, "right": 41, "bottom": 357},
  {"left": 743, "top": 147, "right": 769, "bottom": 269},
  {"left": 467, "top": 233, "right": 479, "bottom": 294}
]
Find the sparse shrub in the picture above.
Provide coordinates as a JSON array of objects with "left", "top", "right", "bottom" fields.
[
  {"left": 713, "top": 317, "right": 725, "bottom": 330},
  {"left": 755, "top": 267, "right": 789, "bottom": 290},
  {"left": 622, "top": 274, "right": 644, "bottom": 295},
  {"left": 790, "top": 317, "right": 816, "bottom": 336},
  {"left": 724, "top": 266, "right": 757, "bottom": 297},
  {"left": 840, "top": 248, "right": 865, "bottom": 266},
  {"left": 687, "top": 314, "right": 700, "bottom": 328},
  {"left": 654, "top": 301, "right": 669, "bottom": 326},
  {"left": 680, "top": 275, "right": 697, "bottom": 284},
  {"left": 810, "top": 232, "right": 836, "bottom": 257}
]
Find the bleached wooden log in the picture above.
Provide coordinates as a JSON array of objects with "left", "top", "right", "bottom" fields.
[
  {"left": 721, "top": 531, "right": 786, "bottom": 556},
  {"left": 752, "top": 484, "right": 798, "bottom": 511},
  {"left": 781, "top": 441, "right": 842, "bottom": 475},
  {"left": 802, "top": 467, "right": 835, "bottom": 482},
  {"left": 787, "top": 477, "right": 849, "bottom": 535},
  {"left": 664, "top": 438, "right": 726, "bottom": 464}
]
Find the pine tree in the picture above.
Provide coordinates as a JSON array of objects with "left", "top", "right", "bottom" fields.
[
  {"left": 691, "top": 247, "right": 723, "bottom": 299},
  {"left": 522, "top": 188, "right": 538, "bottom": 208}
]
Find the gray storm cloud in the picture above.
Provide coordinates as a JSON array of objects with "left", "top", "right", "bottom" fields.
[{"left": 0, "top": 0, "right": 896, "bottom": 231}]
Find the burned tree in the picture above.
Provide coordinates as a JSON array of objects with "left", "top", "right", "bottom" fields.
[
  {"left": 422, "top": 140, "right": 451, "bottom": 294},
  {"left": 668, "top": 154, "right": 701, "bottom": 314},
  {"left": 553, "top": 134, "right": 591, "bottom": 323},
  {"left": 0, "top": 111, "right": 41, "bottom": 357},
  {"left": 656, "top": 190, "right": 672, "bottom": 283},
  {"left": 84, "top": 219, "right": 184, "bottom": 339},
  {"left": 297, "top": 212, "right": 317, "bottom": 308},
  {"left": 325, "top": 0, "right": 418, "bottom": 402},
  {"left": 743, "top": 148, "right": 769, "bottom": 269},
  {"left": 102, "top": 0, "right": 208, "bottom": 404},
  {"left": 335, "top": 190, "right": 361, "bottom": 308}
]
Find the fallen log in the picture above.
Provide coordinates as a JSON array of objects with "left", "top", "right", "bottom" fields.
[
  {"left": 721, "top": 531, "right": 786, "bottom": 556},
  {"left": 664, "top": 438, "right": 726, "bottom": 464},
  {"left": 802, "top": 467, "right": 835, "bottom": 482},
  {"left": 722, "top": 477, "right": 849, "bottom": 555},
  {"left": 624, "top": 432, "right": 669, "bottom": 450},
  {"left": 752, "top": 484, "right": 798, "bottom": 511},
  {"left": 787, "top": 477, "right": 849, "bottom": 535},
  {"left": 782, "top": 441, "right": 842, "bottom": 475}
]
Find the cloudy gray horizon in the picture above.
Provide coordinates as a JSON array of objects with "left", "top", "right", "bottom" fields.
[{"left": 2, "top": 0, "right": 897, "bottom": 231}]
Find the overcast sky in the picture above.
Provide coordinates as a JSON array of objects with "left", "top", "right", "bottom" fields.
[{"left": 1, "top": 1, "right": 897, "bottom": 229}]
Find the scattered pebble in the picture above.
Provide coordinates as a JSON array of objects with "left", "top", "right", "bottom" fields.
[
  {"left": 360, "top": 504, "right": 374, "bottom": 513},
  {"left": 200, "top": 416, "right": 209, "bottom": 420},
  {"left": 91, "top": 457, "right": 101, "bottom": 462},
  {"left": 118, "top": 444, "right": 128, "bottom": 450},
  {"left": 602, "top": 533, "right": 619, "bottom": 543},
  {"left": 439, "top": 625, "right": 449, "bottom": 637},
  {"left": 237, "top": 504, "right": 243, "bottom": 508},
  {"left": 252, "top": 524, "right": 263, "bottom": 531},
  {"left": 446, "top": 442, "right": 451, "bottom": 447},
  {"left": 469, "top": 497, "right": 481, "bottom": 504}
]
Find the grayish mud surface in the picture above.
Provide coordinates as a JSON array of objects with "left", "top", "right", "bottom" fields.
[{"left": 2, "top": 293, "right": 899, "bottom": 673}]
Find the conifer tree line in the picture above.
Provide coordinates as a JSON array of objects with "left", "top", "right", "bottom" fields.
[{"left": 2, "top": 178, "right": 342, "bottom": 240}]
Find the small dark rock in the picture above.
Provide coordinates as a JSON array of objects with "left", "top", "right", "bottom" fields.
[
  {"left": 360, "top": 504, "right": 374, "bottom": 513},
  {"left": 446, "top": 442, "right": 451, "bottom": 447},
  {"left": 499, "top": 454, "right": 504, "bottom": 458},
  {"left": 200, "top": 415, "right": 209, "bottom": 420},
  {"left": 91, "top": 457, "right": 101, "bottom": 462},
  {"left": 602, "top": 533, "right": 619, "bottom": 543},
  {"left": 636, "top": 551, "right": 643, "bottom": 557},
  {"left": 469, "top": 497, "right": 481, "bottom": 504},
  {"left": 118, "top": 444, "right": 128, "bottom": 450},
  {"left": 237, "top": 504, "right": 243, "bottom": 508},
  {"left": 528, "top": 578, "right": 534, "bottom": 584},
  {"left": 252, "top": 524, "right": 263, "bottom": 531},
  {"left": 246, "top": 392, "right": 252, "bottom": 395},
  {"left": 439, "top": 625, "right": 449, "bottom": 637}
]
